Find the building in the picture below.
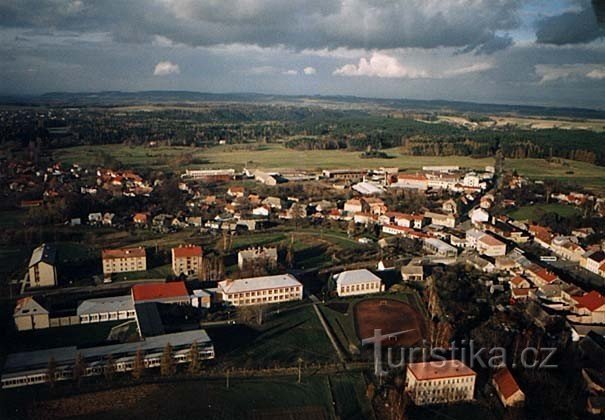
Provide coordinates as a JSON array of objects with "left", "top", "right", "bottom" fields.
[
  {"left": 405, "top": 360, "right": 476, "bottom": 405},
  {"left": 218, "top": 274, "right": 303, "bottom": 306},
  {"left": 334, "top": 269, "right": 383, "bottom": 297},
  {"left": 572, "top": 291, "right": 605, "bottom": 324},
  {"left": 191, "top": 289, "right": 212, "bottom": 308},
  {"left": 423, "top": 238, "right": 458, "bottom": 258},
  {"left": 322, "top": 169, "right": 366, "bottom": 182},
  {"left": 131, "top": 282, "right": 191, "bottom": 305},
  {"left": 101, "top": 247, "right": 147, "bottom": 275},
  {"left": 28, "top": 243, "right": 57, "bottom": 288},
  {"left": 393, "top": 173, "right": 429, "bottom": 190},
  {"left": 77, "top": 295, "right": 135, "bottom": 324},
  {"left": 344, "top": 198, "right": 364, "bottom": 214},
  {"left": 470, "top": 208, "right": 490, "bottom": 225},
  {"left": 401, "top": 263, "right": 425, "bottom": 282},
  {"left": 227, "top": 186, "right": 245, "bottom": 198},
  {"left": 183, "top": 168, "right": 235, "bottom": 182},
  {"left": 477, "top": 234, "right": 507, "bottom": 257},
  {"left": 171, "top": 245, "right": 203, "bottom": 277},
  {"left": 13, "top": 297, "right": 49, "bottom": 331},
  {"left": 1, "top": 330, "right": 214, "bottom": 389},
  {"left": 237, "top": 247, "right": 278, "bottom": 270},
  {"left": 492, "top": 367, "right": 525, "bottom": 407},
  {"left": 424, "top": 212, "right": 456, "bottom": 228}
]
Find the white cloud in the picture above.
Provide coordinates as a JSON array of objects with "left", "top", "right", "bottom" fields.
[
  {"left": 282, "top": 69, "right": 298, "bottom": 75},
  {"left": 444, "top": 62, "right": 493, "bottom": 77},
  {"left": 535, "top": 63, "right": 605, "bottom": 83},
  {"left": 303, "top": 66, "right": 317, "bottom": 75},
  {"left": 333, "top": 52, "right": 428, "bottom": 79},
  {"left": 587, "top": 69, "right": 605, "bottom": 80},
  {"left": 153, "top": 60, "right": 180, "bottom": 76}
]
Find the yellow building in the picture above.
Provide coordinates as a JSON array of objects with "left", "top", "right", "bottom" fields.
[
  {"left": 13, "top": 297, "right": 49, "bottom": 331},
  {"left": 28, "top": 243, "right": 57, "bottom": 288},
  {"left": 218, "top": 274, "right": 303, "bottom": 306},
  {"left": 171, "top": 245, "right": 203, "bottom": 277},
  {"left": 102, "top": 247, "right": 147, "bottom": 275},
  {"left": 405, "top": 360, "right": 476, "bottom": 405}
]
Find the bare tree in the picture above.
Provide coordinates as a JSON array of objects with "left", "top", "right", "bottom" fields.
[
  {"left": 188, "top": 342, "right": 200, "bottom": 375},
  {"left": 132, "top": 348, "right": 145, "bottom": 380},
  {"left": 104, "top": 354, "right": 117, "bottom": 383},
  {"left": 46, "top": 356, "right": 57, "bottom": 389},
  {"left": 160, "top": 343, "right": 175, "bottom": 376},
  {"left": 72, "top": 352, "right": 87, "bottom": 388}
]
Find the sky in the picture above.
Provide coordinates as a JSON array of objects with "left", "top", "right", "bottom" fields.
[{"left": 1, "top": 0, "right": 604, "bottom": 108}]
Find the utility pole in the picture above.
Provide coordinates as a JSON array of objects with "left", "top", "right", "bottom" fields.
[
  {"left": 226, "top": 369, "right": 230, "bottom": 389},
  {"left": 297, "top": 358, "right": 303, "bottom": 384}
]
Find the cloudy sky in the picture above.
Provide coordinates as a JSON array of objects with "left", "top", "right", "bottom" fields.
[{"left": 1, "top": 0, "right": 604, "bottom": 108}]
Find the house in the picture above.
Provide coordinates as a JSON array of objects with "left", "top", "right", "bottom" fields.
[
  {"left": 423, "top": 238, "right": 458, "bottom": 258},
  {"left": 424, "top": 211, "right": 456, "bottom": 228},
  {"left": 334, "top": 269, "right": 383, "bottom": 297},
  {"left": 363, "top": 197, "right": 387, "bottom": 215},
  {"left": 218, "top": 274, "right": 303, "bottom": 306},
  {"left": 190, "top": 289, "right": 212, "bottom": 308},
  {"left": 132, "top": 281, "right": 190, "bottom": 305},
  {"left": 492, "top": 367, "right": 525, "bottom": 407},
  {"left": 509, "top": 275, "right": 532, "bottom": 289},
  {"left": 477, "top": 234, "right": 507, "bottom": 257},
  {"left": 405, "top": 360, "right": 476, "bottom": 405},
  {"left": 511, "top": 287, "right": 534, "bottom": 302},
  {"left": 102, "top": 247, "right": 147, "bottom": 275},
  {"left": 572, "top": 291, "right": 605, "bottom": 324},
  {"left": 582, "top": 250, "right": 605, "bottom": 275},
  {"left": 102, "top": 212, "right": 115, "bottom": 226},
  {"left": 344, "top": 198, "right": 364, "bottom": 214},
  {"left": 525, "top": 264, "right": 558, "bottom": 287},
  {"left": 401, "top": 263, "right": 425, "bottom": 282},
  {"left": 88, "top": 212, "right": 103, "bottom": 225},
  {"left": 262, "top": 196, "right": 282, "bottom": 210},
  {"left": 227, "top": 186, "right": 245, "bottom": 198},
  {"left": 252, "top": 206, "right": 270, "bottom": 217},
  {"left": 171, "top": 245, "right": 203, "bottom": 277},
  {"left": 470, "top": 208, "right": 490, "bottom": 225},
  {"left": 442, "top": 199, "right": 458, "bottom": 215},
  {"left": 395, "top": 213, "right": 426, "bottom": 229},
  {"left": 77, "top": 295, "right": 136, "bottom": 324},
  {"left": 13, "top": 297, "right": 49, "bottom": 331},
  {"left": 238, "top": 247, "right": 278, "bottom": 270},
  {"left": 467, "top": 255, "right": 496, "bottom": 273},
  {"left": 28, "top": 243, "right": 57, "bottom": 288},
  {"left": 133, "top": 212, "right": 148, "bottom": 225},
  {"left": 393, "top": 173, "right": 429, "bottom": 190},
  {"left": 253, "top": 170, "right": 278, "bottom": 186}
]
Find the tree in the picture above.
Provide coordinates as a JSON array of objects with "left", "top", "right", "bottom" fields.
[
  {"left": 132, "top": 348, "right": 145, "bottom": 380},
  {"left": 46, "top": 356, "right": 57, "bottom": 389},
  {"left": 104, "top": 354, "right": 117, "bottom": 383},
  {"left": 188, "top": 342, "right": 200, "bottom": 375},
  {"left": 73, "top": 352, "right": 87, "bottom": 388},
  {"left": 160, "top": 343, "right": 175, "bottom": 377}
]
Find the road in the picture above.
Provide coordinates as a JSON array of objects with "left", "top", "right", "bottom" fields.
[{"left": 309, "top": 294, "right": 347, "bottom": 366}]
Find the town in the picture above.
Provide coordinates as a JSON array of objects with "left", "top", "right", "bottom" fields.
[{"left": 1, "top": 101, "right": 605, "bottom": 420}]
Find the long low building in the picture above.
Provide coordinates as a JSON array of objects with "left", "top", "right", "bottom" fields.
[
  {"left": 77, "top": 295, "right": 135, "bottom": 324},
  {"left": 1, "top": 330, "right": 214, "bottom": 389},
  {"left": 334, "top": 269, "right": 384, "bottom": 297},
  {"left": 218, "top": 274, "right": 303, "bottom": 306}
]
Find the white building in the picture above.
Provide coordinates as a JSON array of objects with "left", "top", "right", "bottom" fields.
[
  {"left": 334, "top": 269, "right": 384, "bottom": 297},
  {"left": 28, "top": 243, "right": 58, "bottom": 288},
  {"left": 423, "top": 238, "right": 458, "bottom": 258},
  {"left": 77, "top": 295, "right": 136, "bottom": 324},
  {"left": 405, "top": 360, "right": 476, "bottom": 405},
  {"left": 476, "top": 234, "right": 507, "bottom": 257},
  {"left": 218, "top": 274, "right": 303, "bottom": 306}
]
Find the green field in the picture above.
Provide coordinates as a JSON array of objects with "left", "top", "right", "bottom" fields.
[
  {"left": 51, "top": 143, "right": 605, "bottom": 192},
  {"left": 207, "top": 305, "right": 337, "bottom": 369},
  {"left": 507, "top": 203, "right": 581, "bottom": 221},
  {"left": 16, "top": 373, "right": 375, "bottom": 420}
]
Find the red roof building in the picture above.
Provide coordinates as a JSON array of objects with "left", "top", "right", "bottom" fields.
[
  {"left": 131, "top": 282, "right": 190, "bottom": 304},
  {"left": 492, "top": 367, "right": 525, "bottom": 407}
]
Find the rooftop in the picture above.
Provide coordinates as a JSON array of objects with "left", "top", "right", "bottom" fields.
[
  {"left": 29, "top": 243, "right": 56, "bottom": 267},
  {"left": 77, "top": 295, "right": 133, "bottom": 316},
  {"left": 102, "top": 247, "right": 146, "bottom": 260},
  {"left": 172, "top": 245, "right": 203, "bottom": 258},
  {"left": 492, "top": 367, "right": 522, "bottom": 400},
  {"left": 132, "top": 282, "right": 189, "bottom": 302},
  {"left": 335, "top": 269, "right": 382, "bottom": 286},
  {"left": 407, "top": 360, "right": 476, "bottom": 381},
  {"left": 218, "top": 273, "right": 301, "bottom": 294}
]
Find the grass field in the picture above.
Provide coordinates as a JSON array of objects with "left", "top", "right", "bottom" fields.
[
  {"left": 207, "top": 305, "right": 338, "bottom": 368},
  {"left": 507, "top": 203, "right": 581, "bottom": 221},
  {"left": 51, "top": 143, "right": 605, "bottom": 192}
]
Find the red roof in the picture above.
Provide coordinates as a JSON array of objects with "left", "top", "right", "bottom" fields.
[
  {"left": 102, "top": 247, "right": 146, "bottom": 260},
  {"left": 527, "top": 264, "right": 558, "bottom": 283},
  {"left": 407, "top": 360, "right": 475, "bottom": 381},
  {"left": 573, "top": 290, "right": 605, "bottom": 312},
  {"left": 172, "top": 245, "right": 203, "bottom": 258},
  {"left": 493, "top": 367, "right": 522, "bottom": 400},
  {"left": 132, "top": 282, "right": 189, "bottom": 302}
]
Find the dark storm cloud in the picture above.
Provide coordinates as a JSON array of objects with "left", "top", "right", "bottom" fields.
[
  {"left": 535, "top": 0, "right": 605, "bottom": 45},
  {"left": 0, "top": 0, "right": 520, "bottom": 53}
]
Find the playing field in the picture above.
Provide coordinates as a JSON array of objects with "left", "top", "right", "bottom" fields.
[{"left": 353, "top": 298, "right": 426, "bottom": 347}]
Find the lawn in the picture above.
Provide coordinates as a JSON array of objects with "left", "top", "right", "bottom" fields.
[
  {"left": 19, "top": 375, "right": 367, "bottom": 420},
  {"left": 506, "top": 203, "right": 581, "bottom": 221},
  {"left": 207, "top": 305, "right": 338, "bottom": 368}
]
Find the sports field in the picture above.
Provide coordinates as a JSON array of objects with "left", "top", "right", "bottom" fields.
[
  {"left": 507, "top": 203, "right": 581, "bottom": 221},
  {"left": 353, "top": 298, "right": 426, "bottom": 347}
]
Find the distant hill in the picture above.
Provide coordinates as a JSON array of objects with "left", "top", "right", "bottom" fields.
[{"left": 1, "top": 90, "right": 604, "bottom": 119}]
